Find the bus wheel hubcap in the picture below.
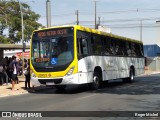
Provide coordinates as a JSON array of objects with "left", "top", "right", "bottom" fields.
[{"left": 94, "top": 76, "right": 99, "bottom": 85}]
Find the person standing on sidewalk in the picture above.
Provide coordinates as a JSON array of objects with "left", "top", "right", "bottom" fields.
[
  {"left": 9, "top": 56, "right": 19, "bottom": 90},
  {"left": 0, "top": 57, "right": 9, "bottom": 85},
  {"left": 24, "top": 60, "right": 30, "bottom": 89},
  {"left": 7, "top": 57, "right": 12, "bottom": 83},
  {"left": 0, "top": 64, "right": 4, "bottom": 85}
]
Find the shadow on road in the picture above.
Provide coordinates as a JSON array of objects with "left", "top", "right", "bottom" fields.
[
  {"left": 91, "top": 74, "right": 160, "bottom": 95},
  {"left": 29, "top": 84, "right": 90, "bottom": 94},
  {"left": 29, "top": 74, "right": 160, "bottom": 95}
]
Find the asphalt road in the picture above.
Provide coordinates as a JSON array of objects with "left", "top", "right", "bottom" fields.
[{"left": 0, "top": 73, "right": 160, "bottom": 120}]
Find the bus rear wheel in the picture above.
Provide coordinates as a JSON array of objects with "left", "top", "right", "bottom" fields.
[
  {"left": 123, "top": 68, "right": 134, "bottom": 83},
  {"left": 129, "top": 68, "right": 134, "bottom": 82}
]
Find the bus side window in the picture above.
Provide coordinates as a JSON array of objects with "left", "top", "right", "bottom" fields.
[
  {"left": 115, "top": 39, "right": 123, "bottom": 56},
  {"left": 91, "top": 34, "right": 103, "bottom": 55},
  {"left": 77, "top": 38, "right": 80, "bottom": 57},
  {"left": 126, "top": 42, "right": 132, "bottom": 56},
  {"left": 140, "top": 44, "right": 144, "bottom": 56},
  {"left": 110, "top": 39, "right": 116, "bottom": 55},
  {"left": 135, "top": 44, "right": 139, "bottom": 56},
  {"left": 131, "top": 43, "right": 137, "bottom": 56},
  {"left": 123, "top": 41, "right": 128, "bottom": 56},
  {"left": 103, "top": 37, "right": 113, "bottom": 55},
  {"left": 103, "top": 37, "right": 109, "bottom": 55},
  {"left": 120, "top": 40, "right": 125, "bottom": 56},
  {"left": 79, "top": 37, "right": 89, "bottom": 55},
  {"left": 77, "top": 30, "right": 89, "bottom": 57}
]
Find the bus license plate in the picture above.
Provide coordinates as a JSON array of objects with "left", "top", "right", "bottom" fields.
[
  {"left": 38, "top": 74, "right": 47, "bottom": 78},
  {"left": 46, "top": 82, "right": 55, "bottom": 85}
]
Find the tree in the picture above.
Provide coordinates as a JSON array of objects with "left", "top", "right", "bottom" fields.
[{"left": 0, "top": 0, "right": 43, "bottom": 43}]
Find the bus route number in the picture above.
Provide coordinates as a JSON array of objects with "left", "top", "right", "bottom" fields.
[{"left": 35, "top": 58, "right": 50, "bottom": 63}]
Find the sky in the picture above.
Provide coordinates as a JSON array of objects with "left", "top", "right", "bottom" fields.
[{"left": 21, "top": 0, "right": 160, "bottom": 46}]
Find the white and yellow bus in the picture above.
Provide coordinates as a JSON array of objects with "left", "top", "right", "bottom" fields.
[{"left": 30, "top": 25, "right": 144, "bottom": 90}]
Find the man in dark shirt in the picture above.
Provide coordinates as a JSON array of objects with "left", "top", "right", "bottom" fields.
[{"left": 9, "top": 56, "right": 19, "bottom": 90}]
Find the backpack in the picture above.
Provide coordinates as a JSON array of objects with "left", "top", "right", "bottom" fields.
[{"left": 8, "top": 62, "right": 14, "bottom": 72}]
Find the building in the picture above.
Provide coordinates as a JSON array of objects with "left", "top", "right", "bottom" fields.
[
  {"left": 143, "top": 44, "right": 160, "bottom": 71},
  {"left": 144, "top": 44, "right": 160, "bottom": 57},
  {"left": 0, "top": 44, "right": 30, "bottom": 60},
  {"left": 4, "top": 49, "right": 30, "bottom": 59}
]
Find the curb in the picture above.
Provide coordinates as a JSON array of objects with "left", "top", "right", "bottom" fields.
[
  {"left": 143, "top": 71, "right": 160, "bottom": 76},
  {"left": 0, "top": 91, "right": 29, "bottom": 98}
]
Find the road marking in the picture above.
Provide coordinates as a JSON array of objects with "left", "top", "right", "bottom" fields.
[{"left": 76, "top": 94, "right": 97, "bottom": 100}]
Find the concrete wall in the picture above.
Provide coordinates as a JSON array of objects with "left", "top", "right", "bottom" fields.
[{"left": 146, "top": 57, "right": 160, "bottom": 71}]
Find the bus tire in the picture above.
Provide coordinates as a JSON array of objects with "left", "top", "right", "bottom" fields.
[
  {"left": 128, "top": 68, "right": 134, "bottom": 82},
  {"left": 88, "top": 72, "right": 102, "bottom": 90},
  {"left": 123, "top": 68, "right": 134, "bottom": 83},
  {"left": 55, "top": 85, "right": 66, "bottom": 90}
]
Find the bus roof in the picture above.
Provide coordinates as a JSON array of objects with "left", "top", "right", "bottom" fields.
[
  {"left": 75, "top": 25, "right": 143, "bottom": 44},
  {"left": 34, "top": 25, "right": 143, "bottom": 44}
]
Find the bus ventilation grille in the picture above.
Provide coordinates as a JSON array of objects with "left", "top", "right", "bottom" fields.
[{"left": 38, "top": 79, "right": 62, "bottom": 84}]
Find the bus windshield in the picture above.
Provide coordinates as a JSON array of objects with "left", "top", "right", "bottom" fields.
[{"left": 31, "top": 27, "right": 74, "bottom": 68}]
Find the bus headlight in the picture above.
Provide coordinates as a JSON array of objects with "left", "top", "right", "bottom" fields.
[
  {"left": 65, "top": 67, "right": 75, "bottom": 76},
  {"left": 31, "top": 72, "right": 36, "bottom": 78}
]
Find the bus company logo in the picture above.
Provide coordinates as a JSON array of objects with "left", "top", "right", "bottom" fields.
[{"left": 2, "top": 112, "right": 11, "bottom": 117}]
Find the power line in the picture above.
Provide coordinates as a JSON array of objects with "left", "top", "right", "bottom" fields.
[
  {"left": 79, "top": 8, "right": 160, "bottom": 15},
  {"left": 53, "top": 21, "right": 76, "bottom": 26},
  {"left": 40, "top": 13, "right": 74, "bottom": 18},
  {"left": 40, "top": 8, "right": 160, "bottom": 18},
  {"left": 79, "top": 17, "right": 160, "bottom": 23},
  {"left": 79, "top": 24, "right": 160, "bottom": 29},
  {"left": 99, "top": 8, "right": 160, "bottom": 14},
  {"left": 54, "top": 21, "right": 160, "bottom": 29}
]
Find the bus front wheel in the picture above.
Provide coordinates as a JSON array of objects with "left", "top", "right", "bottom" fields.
[{"left": 88, "top": 72, "right": 102, "bottom": 90}]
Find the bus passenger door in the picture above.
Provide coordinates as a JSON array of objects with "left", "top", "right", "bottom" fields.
[{"left": 77, "top": 31, "right": 92, "bottom": 84}]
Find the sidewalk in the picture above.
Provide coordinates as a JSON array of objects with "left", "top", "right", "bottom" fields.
[
  {"left": 0, "top": 77, "right": 29, "bottom": 98},
  {"left": 143, "top": 70, "right": 160, "bottom": 76},
  {"left": 0, "top": 76, "right": 49, "bottom": 98},
  {"left": 0, "top": 70, "right": 160, "bottom": 98}
]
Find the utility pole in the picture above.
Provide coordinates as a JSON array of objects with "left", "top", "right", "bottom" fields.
[
  {"left": 140, "top": 20, "right": 142, "bottom": 42},
  {"left": 46, "top": 0, "right": 51, "bottom": 27},
  {"left": 18, "top": 0, "right": 25, "bottom": 76},
  {"left": 156, "top": 20, "right": 160, "bottom": 46},
  {"left": 98, "top": 16, "right": 100, "bottom": 26},
  {"left": 94, "top": 1, "right": 97, "bottom": 29},
  {"left": 18, "top": 0, "right": 24, "bottom": 49},
  {"left": 76, "top": 10, "right": 79, "bottom": 25}
]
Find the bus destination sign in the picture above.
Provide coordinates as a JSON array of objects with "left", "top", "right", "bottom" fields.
[{"left": 37, "top": 29, "right": 68, "bottom": 37}]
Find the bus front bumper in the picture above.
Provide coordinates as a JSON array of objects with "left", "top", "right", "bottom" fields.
[{"left": 30, "top": 73, "right": 82, "bottom": 86}]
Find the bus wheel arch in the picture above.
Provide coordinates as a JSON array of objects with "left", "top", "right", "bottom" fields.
[{"left": 88, "top": 66, "right": 103, "bottom": 90}]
